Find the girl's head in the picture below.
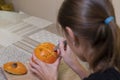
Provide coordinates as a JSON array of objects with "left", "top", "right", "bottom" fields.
[{"left": 57, "top": 0, "right": 120, "bottom": 72}]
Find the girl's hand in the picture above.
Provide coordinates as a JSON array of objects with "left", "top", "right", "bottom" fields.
[
  {"left": 59, "top": 40, "right": 89, "bottom": 79},
  {"left": 29, "top": 54, "right": 61, "bottom": 80}
]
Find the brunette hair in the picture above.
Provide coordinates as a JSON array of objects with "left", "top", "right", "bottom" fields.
[{"left": 57, "top": 0, "right": 120, "bottom": 72}]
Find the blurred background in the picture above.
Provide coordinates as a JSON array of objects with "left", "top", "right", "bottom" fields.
[{"left": 4, "top": 0, "right": 120, "bottom": 26}]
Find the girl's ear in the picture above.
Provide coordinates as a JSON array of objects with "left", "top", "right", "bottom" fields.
[{"left": 65, "top": 27, "right": 75, "bottom": 41}]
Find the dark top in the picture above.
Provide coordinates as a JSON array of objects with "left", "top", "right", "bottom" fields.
[{"left": 84, "top": 67, "right": 120, "bottom": 80}]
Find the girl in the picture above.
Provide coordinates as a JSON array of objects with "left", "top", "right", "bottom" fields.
[{"left": 29, "top": 0, "right": 120, "bottom": 80}]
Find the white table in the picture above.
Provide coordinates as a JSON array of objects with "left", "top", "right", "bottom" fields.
[{"left": 0, "top": 11, "right": 84, "bottom": 80}]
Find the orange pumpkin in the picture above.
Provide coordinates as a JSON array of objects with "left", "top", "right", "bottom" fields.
[
  {"left": 34, "top": 42, "right": 58, "bottom": 64},
  {"left": 3, "top": 62, "right": 27, "bottom": 75}
]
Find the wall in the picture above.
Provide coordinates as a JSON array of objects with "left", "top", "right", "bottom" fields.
[
  {"left": 6, "top": 0, "right": 60, "bottom": 23},
  {"left": 6, "top": 0, "right": 120, "bottom": 26},
  {"left": 112, "top": 0, "right": 120, "bottom": 26}
]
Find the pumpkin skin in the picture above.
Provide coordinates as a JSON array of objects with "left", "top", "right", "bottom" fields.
[
  {"left": 34, "top": 42, "right": 58, "bottom": 64},
  {"left": 3, "top": 62, "right": 27, "bottom": 75}
]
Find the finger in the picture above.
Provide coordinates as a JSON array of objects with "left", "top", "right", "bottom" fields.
[
  {"left": 29, "top": 64, "right": 38, "bottom": 73},
  {"left": 29, "top": 61, "right": 36, "bottom": 69},
  {"left": 29, "top": 65, "right": 43, "bottom": 80},
  {"left": 59, "top": 40, "right": 65, "bottom": 50},
  {"left": 32, "top": 53, "right": 37, "bottom": 60},
  {"left": 57, "top": 49, "right": 61, "bottom": 57},
  {"left": 29, "top": 59, "right": 41, "bottom": 71},
  {"left": 29, "top": 60, "right": 45, "bottom": 75},
  {"left": 66, "top": 45, "right": 71, "bottom": 52},
  {"left": 32, "top": 53, "right": 41, "bottom": 64},
  {"left": 32, "top": 54, "right": 47, "bottom": 67},
  {"left": 59, "top": 40, "right": 66, "bottom": 56},
  {"left": 54, "top": 56, "right": 62, "bottom": 66},
  {"left": 29, "top": 63, "right": 41, "bottom": 75}
]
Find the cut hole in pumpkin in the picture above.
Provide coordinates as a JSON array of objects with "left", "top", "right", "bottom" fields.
[{"left": 12, "top": 63, "right": 17, "bottom": 68}]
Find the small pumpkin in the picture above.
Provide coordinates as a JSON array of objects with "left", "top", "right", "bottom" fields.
[
  {"left": 1, "top": 4, "right": 14, "bottom": 11},
  {"left": 3, "top": 62, "right": 27, "bottom": 75},
  {"left": 34, "top": 42, "right": 58, "bottom": 64}
]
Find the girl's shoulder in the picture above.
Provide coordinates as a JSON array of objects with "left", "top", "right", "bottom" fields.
[{"left": 83, "top": 67, "right": 120, "bottom": 80}]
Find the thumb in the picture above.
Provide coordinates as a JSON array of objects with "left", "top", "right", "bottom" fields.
[{"left": 54, "top": 56, "right": 62, "bottom": 66}]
